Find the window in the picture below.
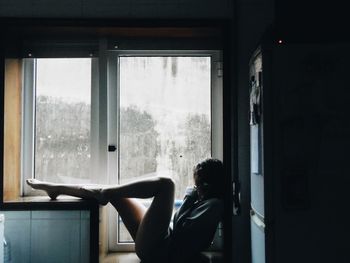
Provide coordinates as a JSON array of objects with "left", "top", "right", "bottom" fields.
[
  {"left": 18, "top": 47, "right": 222, "bottom": 252},
  {"left": 119, "top": 56, "right": 211, "bottom": 197},
  {"left": 107, "top": 51, "right": 223, "bottom": 250},
  {"left": 22, "top": 58, "right": 97, "bottom": 195}
]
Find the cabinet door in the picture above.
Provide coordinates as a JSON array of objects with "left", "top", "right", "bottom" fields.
[
  {"left": 80, "top": 211, "right": 90, "bottom": 263},
  {"left": 3, "top": 211, "right": 31, "bottom": 263},
  {"left": 31, "top": 211, "right": 81, "bottom": 263}
]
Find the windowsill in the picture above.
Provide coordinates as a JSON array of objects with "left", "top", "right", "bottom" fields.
[
  {"left": 1, "top": 195, "right": 99, "bottom": 210},
  {"left": 101, "top": 253, "right": 141, "bottom": 263},
  {"left": 101, "top": 251, "right": 224, "bottom": 263}
]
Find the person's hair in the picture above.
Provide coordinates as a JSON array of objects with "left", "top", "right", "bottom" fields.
[{"left": 193, "top": 158, "right": 224, "bottom": 199}]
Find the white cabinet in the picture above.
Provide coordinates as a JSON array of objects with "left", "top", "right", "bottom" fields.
[
  {"left": 1, "top": 210, "right": 90, "bottom": 263},
  {"left": 80, "top": 211, "right": 91, "bottom": 263},
  {"left": 2, "top": 211, "right": 31, "bottom": 263}
]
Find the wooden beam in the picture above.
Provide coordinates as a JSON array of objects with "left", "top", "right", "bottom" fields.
[{"left": 4, "top": 59, "right": 22, "bottom": 201}]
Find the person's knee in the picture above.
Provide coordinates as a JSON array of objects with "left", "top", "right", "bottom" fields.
[{"left": 158, "top": 177, "right": 175, "bottom": 193}]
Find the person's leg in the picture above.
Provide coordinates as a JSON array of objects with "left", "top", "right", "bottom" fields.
[
  {"left": 110, "top": 198, "right": 147, "bottom": 241},
  {"left": 26, "top": 178, "right": 146, "bottom": 240},
  {"left": 100, "top": 177, "right": 175, "bottom": 259},
  {"left": 26, "top": 179, "right": 108, "bottom": 204},
  {"left": 27, "top": 176, "right": 175, "bottom": 259},
  {"left": 134, "top": 177, "right": 174, "bottom": 259}
]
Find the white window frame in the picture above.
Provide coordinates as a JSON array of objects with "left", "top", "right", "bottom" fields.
[
  {"left": 21, "top": 58, "right": 36, "bottom": 196},
  {"left": 21, "top": 57, "right": 101, "bottom": 196},
  {"left": 106, "top": 50, "right": 223, "bottom": 251}
]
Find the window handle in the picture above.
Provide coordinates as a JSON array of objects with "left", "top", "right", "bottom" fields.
[{"left": 108, "top": 145, "right": 117, "bottom": 152}]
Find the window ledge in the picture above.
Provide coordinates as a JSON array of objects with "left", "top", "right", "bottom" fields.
[
  {"left": 1, "top": 195, "right": 99, "bottom": 210},
  {"left": 101, "top": 251, "right": 224, "bottom": 263}
]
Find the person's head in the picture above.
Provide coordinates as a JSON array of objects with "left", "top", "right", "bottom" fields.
[{"left": 193, "top": 158, "right": 224, "bottom": 200}]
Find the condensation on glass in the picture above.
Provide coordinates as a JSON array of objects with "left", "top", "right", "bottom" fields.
[
  {"left": 34, "top": 58, "right": 92, "bottom": 184},
  {"left": 118, "top": 57, "right": 211, "bottom": 242}
]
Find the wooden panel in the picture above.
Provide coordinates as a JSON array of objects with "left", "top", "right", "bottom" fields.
[{"left": 4, "top": 59, "right": 22, "bottom": 201}]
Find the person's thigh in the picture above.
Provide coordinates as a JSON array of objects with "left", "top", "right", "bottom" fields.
[
  {"left": 110, "top": 198, "right": 147, "bottom": 241},
  {"left": 135, "top": 177, "right": 175, "bottom": 259}
]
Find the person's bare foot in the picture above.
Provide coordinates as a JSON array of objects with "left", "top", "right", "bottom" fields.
[{"left": 26, "top": 179, "right": 60, "bottom": 200}]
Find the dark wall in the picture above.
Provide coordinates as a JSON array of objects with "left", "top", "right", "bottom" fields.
[
  {"left": 270, "top": 3, "right": 350, "bottom": 262},
  {"left": 0, "top": 0, "right": 232, "bottom": 19},
  {"left": 268, "top": 43, "right": 350, "bottom": 263},
  {"left": 275, "top": 0, "right": 350, "bottom": 42},
  {"left": 0, "top": 1, "right": 276, "bottom": 263},
  {"left": 234, "top": 1, "right": 274, "bottom": 262}
]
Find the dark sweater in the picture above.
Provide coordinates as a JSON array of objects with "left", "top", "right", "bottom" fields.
[
  {"left": 168, "top": 189, "right": 224, "bottom": 262},
  {"left": 142, "top": 189, "right": 223, "bottom": 263}
]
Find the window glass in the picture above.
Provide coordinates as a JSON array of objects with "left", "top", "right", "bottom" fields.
[
  {"left": 118, "top": 56, "right": 211, "bottom": 242},
  {"left": 35, "top": 58, "right": 92, "bottom": 184}
]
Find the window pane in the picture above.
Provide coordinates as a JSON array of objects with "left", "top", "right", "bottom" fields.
[
  {"left": 118, "top": 57, "right": 211, "bottom": 242},
  {"left": 35, "top": 58, "right": 92, "bottom": 184}
]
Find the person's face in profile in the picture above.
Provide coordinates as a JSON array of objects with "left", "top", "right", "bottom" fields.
[{"left": 193, "top": 173, "right": 210, "bottom": 201}]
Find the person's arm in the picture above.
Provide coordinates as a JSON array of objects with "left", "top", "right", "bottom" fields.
[
  {"left": 173, "top": 187, "right": 198, "bottom": 225},
  {"left": 170, "top": 198, "right": 223, "bottom": 262}
]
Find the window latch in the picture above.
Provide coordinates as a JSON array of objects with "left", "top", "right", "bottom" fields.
[{"left": 108, "top": 145, "right": 117, "bottom": 152}]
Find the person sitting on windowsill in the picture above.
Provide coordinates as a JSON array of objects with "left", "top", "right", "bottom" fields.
[{"left": 27, "top": 158, "right": 224, "bottom": 263}]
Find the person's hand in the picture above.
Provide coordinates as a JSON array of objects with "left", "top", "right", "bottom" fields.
[{"left": 185, "top": 186, "right": 198, "bottom": 200}]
